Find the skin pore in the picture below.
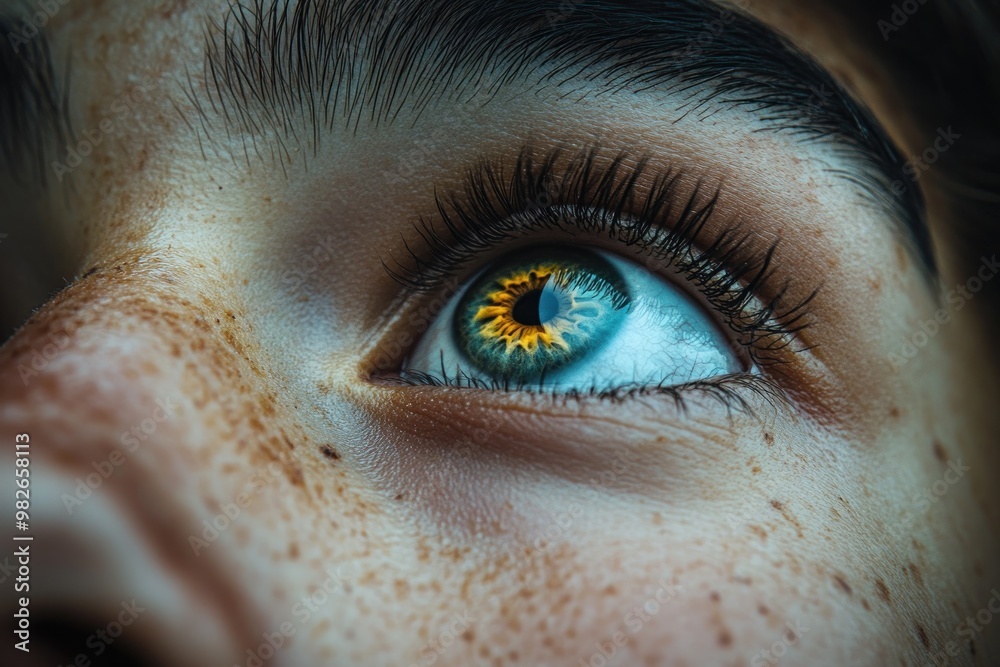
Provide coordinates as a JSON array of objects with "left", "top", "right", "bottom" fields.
[{"left": 1, "top": 0, "right": 999, "bottom": 665}]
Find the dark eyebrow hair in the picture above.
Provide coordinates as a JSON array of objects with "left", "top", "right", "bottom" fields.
[
  {"left": 188, "top": 0, "right": 931, "bottom": 276},
  {"left": 0, "top": 13, "right": 71, "bottom": 188}
]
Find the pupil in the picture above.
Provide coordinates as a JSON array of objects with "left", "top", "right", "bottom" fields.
[{"left": 512, "top": 286, "right": 560, "bottom": 326}]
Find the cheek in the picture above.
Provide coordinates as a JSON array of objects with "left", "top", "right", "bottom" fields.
[{"left": 0, "top": 260, "right": 988, "bottom": 667}]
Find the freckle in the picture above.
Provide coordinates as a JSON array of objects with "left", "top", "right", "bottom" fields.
[
  {"left": 833, "top": 574, "right": 852, "bottom": 595},
  {"left": 764, "top": 432, "right": 774, "bottom": 445},
  {"left": 757, "top": 604, "right": 770, "bottom": 616},
  {"left": 288, "top": 542, "right": 300, "bottom": 559},
  {"left": 771, "top": 500, "right": 783, "bottom": 510},
  {"left": 462, "top": 628, "right": 474, "bottom": 642},
  {"left": 889, "top": 405, "right": 900, "bottom": 419},
  {"left": 932, "top": 440, "right": 947, "bottom": 463},
  {"left": 752, "top": 466, "right": 761, "bottom": 474},
  {"left": 915, "top": 623, "right": 930, "bottom": 650},
  {"left": 875, "top": 579, "right": 892, "bottom": 604},
  {"left": 394, "top": 493, "right": 405, "bottom": 501},
  {"left": 749, "top": 525, "right": 767, "bottom": 540},
  {"left": 861, "top": 598, "right": 871, "bottom": 611},
  {"left": 717, "top": 629, "right": 733, "bottom": 647},
  {"left": 320, "top": 445, "right": 340, "bottom": 460},
  {"left": 651, "top": 512, "right": 663, "bottom": 525},
  {"left": 709, "top": 591, "right": 720, "bottom": 602}
]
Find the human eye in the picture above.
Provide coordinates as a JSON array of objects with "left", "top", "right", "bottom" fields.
[{"left": 379, "top": 146, "right": 813, "bottom": 408}]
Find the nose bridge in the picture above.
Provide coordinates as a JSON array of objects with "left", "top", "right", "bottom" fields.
[{"left": 0, "top": 265, "right": 298, "bottom": 665}]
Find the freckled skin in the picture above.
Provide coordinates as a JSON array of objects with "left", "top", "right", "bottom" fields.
[{"left": 1, "top": 1, "right": 999, "bottom": 666}]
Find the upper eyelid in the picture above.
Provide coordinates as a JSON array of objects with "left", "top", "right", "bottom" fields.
[
  {"left": 384, "top": 145, "right": 708, "bottom": 294},
  {"left": 184, "top": 0, "right": 931, "bottom": 278},
  {"left": 380, "top": 144, "right": 817, "bottom": 377}
]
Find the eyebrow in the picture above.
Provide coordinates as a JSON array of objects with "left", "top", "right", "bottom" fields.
[{"left": 4, "top": 0, "right": 929, "bottom": 278}]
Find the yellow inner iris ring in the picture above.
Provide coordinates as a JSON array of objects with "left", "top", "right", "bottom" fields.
[{"left": 472, "top": 264, "right": 575, "bottom": 354}]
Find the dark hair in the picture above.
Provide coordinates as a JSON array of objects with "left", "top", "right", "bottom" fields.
[{"left": 833, "top": 0, "right": 1000, "bottom": 286}]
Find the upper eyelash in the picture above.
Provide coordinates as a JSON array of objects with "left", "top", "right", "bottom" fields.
[{"left": 384, "top": 144, "right": 818, "bottom": 371}]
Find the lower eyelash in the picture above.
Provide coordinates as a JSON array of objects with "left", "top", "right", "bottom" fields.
[
  {"left": 383, "top": 144, "right": 818, "bottom": 395},
  {"left": 389, "top": 362, "right": 785, "bottom": 416}
]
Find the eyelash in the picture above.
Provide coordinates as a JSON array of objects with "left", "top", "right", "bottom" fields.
[{"left": 381, "top": 145, "right": 817, "bottom": 410}]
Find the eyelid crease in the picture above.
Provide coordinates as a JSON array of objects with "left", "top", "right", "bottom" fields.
[{"left": 382, "top": 143, "right": 818, "bottom": 373}]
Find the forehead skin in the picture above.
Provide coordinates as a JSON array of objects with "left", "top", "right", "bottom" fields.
[{"left": 2, "top": 1, "right": 999, "bottom": 666}]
